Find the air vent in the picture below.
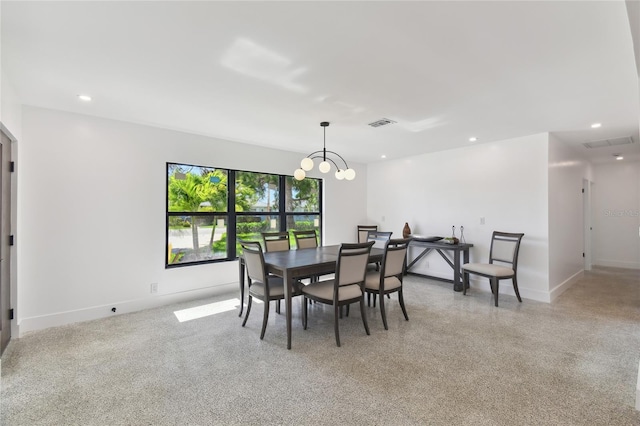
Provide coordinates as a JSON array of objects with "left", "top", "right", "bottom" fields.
[
  {"left": 368, "top": 118, "right": 396, "bottom": 128},
  {"left": 583, "top": 136, "right": 634, "bottom": 149}
]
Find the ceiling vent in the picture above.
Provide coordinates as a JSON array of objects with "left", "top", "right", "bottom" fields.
[
  {"left": 368, "top": 118, "right": 396, "bottom": 128},
  {"left": 583, "top": 136, "right": 634, "bottom": 149}
]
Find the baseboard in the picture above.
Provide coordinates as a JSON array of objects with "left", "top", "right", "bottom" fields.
[
  {"left": 549, "top": 270, "right": 584, "bottom": 303},
  {"left": 17, "top": 282, "right": 238, "bottom": 337},
  {"left": 594, "top": 259, "right": 640, "bottom": 270}
]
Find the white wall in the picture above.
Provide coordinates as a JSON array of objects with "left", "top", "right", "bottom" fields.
[
  {"left": 547, "top": 134, "right": 592, "bottom": 301},
  {"left": 592, "top": 160, "right": 640, "bottom": 269},
  {"left": 17, "top": 106, "right": 367, "bottom": 334},
  {"left": 367, "top": 133, "right": 550, "bottom": 301}
]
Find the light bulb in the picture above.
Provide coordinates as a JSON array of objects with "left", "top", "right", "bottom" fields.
[
  {"left": 335, "top": 169, "right": 345, "bottom": 180},
  {"left": 344, "top": 168, "right": 356, "bottom": 180},
  {"left": 301, "top": 157, "right": 314, "bottom": 171},
  {"left": 294, "top": 168, "right": 306, "bottom": 180},
  {"left": 319, "top": 161, "right": 331, "bottom": 173}
]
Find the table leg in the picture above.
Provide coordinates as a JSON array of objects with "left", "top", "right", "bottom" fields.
[
  {"left": 463, "top": 248, "right": 470, "bottom": 291},
  {"left": 453, "top": 248, "right": 462, "bottom": 292},
  {"left": 284, "top": 270, "right": 292, "bottom": 350},
  {"left": 238, "top": 258, "right": 245, "bottom": 317}
]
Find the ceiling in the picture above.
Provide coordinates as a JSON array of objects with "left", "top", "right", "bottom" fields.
[{"left": 2, "top": 1, "right": 639, "bottom": 165}]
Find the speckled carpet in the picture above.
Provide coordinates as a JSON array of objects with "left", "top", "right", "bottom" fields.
[{"left": 2, "top": 267, "right": 639, "bottom": 425}]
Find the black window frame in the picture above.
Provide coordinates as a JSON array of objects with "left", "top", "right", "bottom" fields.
[{"left": 166, "top": 162, "right": 322, "bottom": 268}]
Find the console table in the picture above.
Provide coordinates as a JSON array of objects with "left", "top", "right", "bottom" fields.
[{"left": 406, "top": 239, "right": 474, "bottom": 292}]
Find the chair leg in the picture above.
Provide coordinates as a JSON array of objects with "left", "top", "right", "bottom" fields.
[
  {"left": 373, "top": 294, "right": 377, "bottom": 308},
  {"left": 360, "top": 297, "right": 370, "bottom": 336},
  {"left": 242, "top": 295, "right": 253, "bottom": 327},
  {"left": 367, "top": 292, "right": 371, "bottom": 307},
  {"left": 463, "top": 272, "right": 468, "bottom": 295},
  {"left": 334, "top": 304, "right": 341, "bottom": 347},
  {"left": 492, "top": 278, "right": 499, "bottom": 307},
  {"left": 398, "top": 289, "right": 409, "bottom": 321},
  {"left": 379, "top": 290, "right": 388, "bottom": 330},
  {"left": 345, "top": 304, "right": 350, "bottom": 317},
  {"left": 303, "top": 297, "right": 308, "bottom": 330},
  {"left": 276, "top": 300, "right": 281, "bottom": 314},
  {"left": 260, "top": 299, "right": 270, "bottom": 339},
  {"left": 512, "top": 277, "right": 522, "bottom": 302}
]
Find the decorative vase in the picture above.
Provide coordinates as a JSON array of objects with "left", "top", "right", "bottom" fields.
[{"left": 403, "top": 222, "right": 411, "bottom": 238}]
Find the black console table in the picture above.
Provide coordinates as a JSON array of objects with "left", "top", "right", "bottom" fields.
[{"left": 406, "top": 239, "right": 474, "bottom": 292}]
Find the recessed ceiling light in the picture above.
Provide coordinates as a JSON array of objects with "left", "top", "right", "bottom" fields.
[
  {"left": 381, "top": 154, "right": 387, "bottom": 159},
  {"left": 614, "top": 154, "right": 623, "bottom": 160},
  {"left": 77, "top": 94, "right": 92, "bottom": 102},
  {"left": 469, "top": 137, "right": 477, "bottom": 142},
  {"left": 591, "top": 123, "right": 602, "bottom": 128}
]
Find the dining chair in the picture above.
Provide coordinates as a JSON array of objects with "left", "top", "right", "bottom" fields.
[
  {"left": 365, "top": 230, "right": 392, "bottom": 306},
  {"left": 462, "top": 231, "right": 525, "bottom": 307},
  {"left": 357, "top": 225, "right": 378, "bottom": 243},
  {"left": 302, "top": 241, "right": 375, "bottom": 347},
  {"left": 292, "top": 230, "right": 318, "bottom": 249},
  {"left": 239, "top": 240, "right": 303, "bottom": 339},
  {"left": 364, "top": 238, "right": 411, "bottom": 330},
  {"left": 261, "top": 231, "right": 291, "bottom": 252}
]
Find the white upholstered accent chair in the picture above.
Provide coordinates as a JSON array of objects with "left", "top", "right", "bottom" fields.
[
  {"left": 302, "top": 241, "right": 374, "bottom": 347},
  {"left": 364, "top": 238, "right": 411, "bottom": 330},
  {"left": 462, "top": 231, "right": 525, "bottom": 307},
  {"left": 239, "top": 240, "right": 303, "bottom": 339}
]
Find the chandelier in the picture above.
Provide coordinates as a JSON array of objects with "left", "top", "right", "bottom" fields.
[{"left": 294, "top": 122, "right": 356, "bottom": 181}]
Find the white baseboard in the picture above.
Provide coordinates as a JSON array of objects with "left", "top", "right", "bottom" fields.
[
  {"left": 17, "top": 282, "right": 238, "bottom": 337},
  {"left": 549, "top": 270, "right": 584, "bottom": 303},
  {"left": 594, "top": 259, "right": 640, "bottom": 270}
]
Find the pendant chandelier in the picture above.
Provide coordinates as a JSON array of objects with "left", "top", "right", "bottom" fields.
[{"left": 294, "top": 122, "right": 356, "bottom": 181}]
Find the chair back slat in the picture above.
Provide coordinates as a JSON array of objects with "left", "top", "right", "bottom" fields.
[
  {"left": 239, "top": 240, "right": 267, "bottom": 283},
  {"left": 382, "top": 239, "right": 411, "bottom": 277},
  {"left": 262, "top": 231, "right": 291, "bottom": 252},
  {"left": 367, "top": 230, "right": 393, "bottom": 249},
  {"left": 336, "top": 241, "right": 374, "bottom": 287},
  {"left": 293, "top": 230, "right": 318, "bottom": 249},
  {"left": 489, "top": 232, "right": 524, "bottom": 267},
  {"left": 357, "top": 225, "right": 377, "bottom": 243}
]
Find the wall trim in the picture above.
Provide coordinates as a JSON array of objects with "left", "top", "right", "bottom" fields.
[
  {"left": 593, "top": 259, "right": 640, "bottom": 270},
  {"left": 549, "top": 270, "right": 584, "bottom": 303},
  {"left": 17, "top": 282, "right": 238, "bottom": 337}
]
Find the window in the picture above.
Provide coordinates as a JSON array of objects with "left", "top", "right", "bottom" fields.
[{"left": 166, "top": 163, "right": 322, "bottom": 267}]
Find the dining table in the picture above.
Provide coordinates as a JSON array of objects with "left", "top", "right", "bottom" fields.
[{"left": 238, "top": 244, "right": 384, "bottom": 349}]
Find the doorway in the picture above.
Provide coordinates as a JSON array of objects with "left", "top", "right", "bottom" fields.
[
  {"left": 583, "top": 178, "right": 592, "bottom": 271},
  {"left": 0, "top": 129, "right": 13, "bottom": 354}
]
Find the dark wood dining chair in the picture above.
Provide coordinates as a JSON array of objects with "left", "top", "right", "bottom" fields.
[
  {"left": 357, "top": 225, "right": 378, "bottom": 243},
  {"left": 292, "top": 230, "right": 318, "bottom": 249},
  {"left": 302, "top": 241, "right": 374, "bottom": 347},
  {"left": 462, "top": 231, "right": 525, "bottom": 307},
  {"left": 364, "top": 238, "right": 411, "bottom": 330},
  {"left": 239, "top": 240, "right": 303, "bottom": 339},
  {"left": 261, "top": 231, "right": 291, "bottom": 252}
]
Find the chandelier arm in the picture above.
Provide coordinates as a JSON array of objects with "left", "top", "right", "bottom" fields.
[
  {"left": 323, "top": 150, "right": 349, "bottom": 169},
  {"left": 305, "top": 150, "right": 325, "bottom": 158},
  {"left": 309, "top": 155, "right": 340, "bottom": 169}
]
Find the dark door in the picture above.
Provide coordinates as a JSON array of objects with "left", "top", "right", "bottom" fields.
[{"left": 0, "top": 130, "right": 12, "bottom": 354}]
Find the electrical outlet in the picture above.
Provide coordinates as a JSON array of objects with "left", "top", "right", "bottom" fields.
[
  {"left": 150, "top": 283, "right": 158, "bottom": 294},
  {"left": 480, "top": 217, "right": 485, "bottom": 225}
]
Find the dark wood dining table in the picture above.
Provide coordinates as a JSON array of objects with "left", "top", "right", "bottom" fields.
[{"left": 238, "top": 245, "right": 384, "bottom": 349}]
